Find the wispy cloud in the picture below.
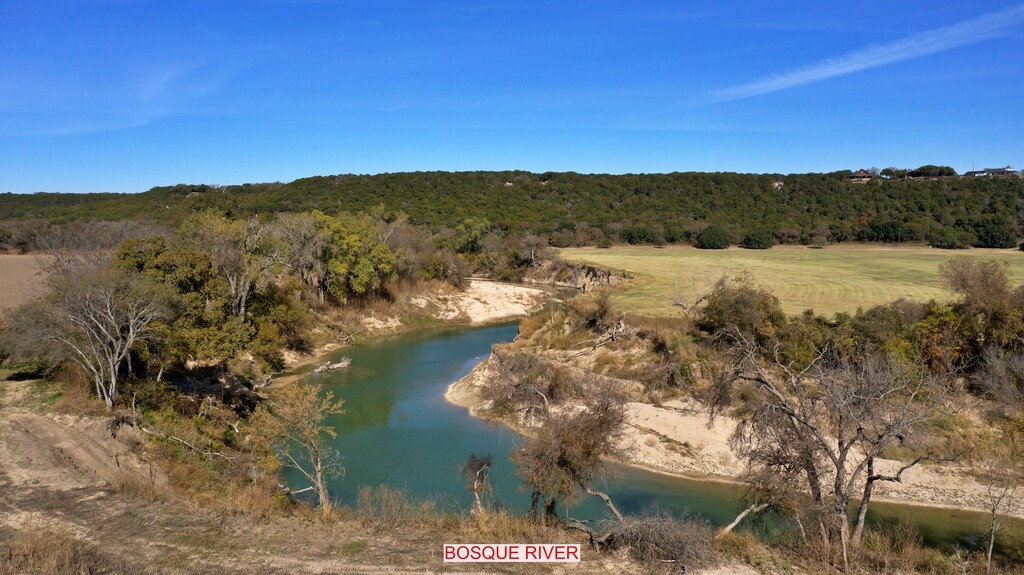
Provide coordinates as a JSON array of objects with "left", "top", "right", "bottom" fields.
[
  {"left": 711, "top": 4, "right": 1024, "bottom": 102},
  {"left": 0, "top": 61, "right": 228, "bottom": 137}
]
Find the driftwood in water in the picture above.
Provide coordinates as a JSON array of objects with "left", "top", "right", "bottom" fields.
[{"left": 314, "top": 357, "right": 351, "bottom": 373}]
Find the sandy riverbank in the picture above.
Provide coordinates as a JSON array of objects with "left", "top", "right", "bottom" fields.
[
  {"left": 280, "top": 279, "right": 549, "bottom": 381},
  {"left": 447, "top": 357, "right": 1024, "bottom": 520}
]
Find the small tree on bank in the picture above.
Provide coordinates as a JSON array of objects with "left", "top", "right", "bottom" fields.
[
  {"left": 248, "top": 381, "right": 345, "bottom": 515},
  {"left": 512, "top": 383, "right": 626, "bottom": 527},
  {"left": 460, "top": 453, "right": 494, "bottom": 516}
]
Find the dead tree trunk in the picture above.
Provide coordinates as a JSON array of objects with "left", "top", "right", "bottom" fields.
[{"left": 716, "top": 502, "right": 769, "bottom": 539}]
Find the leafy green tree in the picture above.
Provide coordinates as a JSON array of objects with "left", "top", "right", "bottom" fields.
[
  {"left": 909, "top": 165, "right": 957, "bottom": 177},
  {"left": 740, "top": 229, "right": 773, "bottom": 249},
  {"left": 695, "top": 225, "right": 730, "bottom": 249},
  {"left": 857, "top": 220, "right": 915, "bottom": 243},
  {"left": 451, "top": 217, "right": 492, "bottom": 254},
  {"left": 621, "top": 225, "right": 660, "bottom": 245},
  {"left": 970, "top": 216, "right": 1017, "bottom": 249},
  {"left": 928, "top": 227, "right": 974, "bottom": 249},
  {"left": 314, "top": 211, "right": 398, "bottom": 301},
  {"left": 180, "top": 213, "right": 281, "bottom": 318},
  {"left": 116, "top": 235, "right": 251, "bottom": 365}
]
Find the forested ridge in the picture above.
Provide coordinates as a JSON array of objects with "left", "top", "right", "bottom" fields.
[{"left": 3, "top": 170, "right": 1022, "bottom": 247}]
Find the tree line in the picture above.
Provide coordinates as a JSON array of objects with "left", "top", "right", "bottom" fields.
[{"left": 3, "top": 170, "right": 1022, "bottom": 250}]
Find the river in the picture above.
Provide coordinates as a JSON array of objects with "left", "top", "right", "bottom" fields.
[{"left": 290, "top": 322, "right": 1022, "bottom": 556}]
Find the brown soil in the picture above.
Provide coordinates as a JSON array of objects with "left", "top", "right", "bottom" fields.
[{"left": 0, "top": 254, "right": 46, "bottom": 315}]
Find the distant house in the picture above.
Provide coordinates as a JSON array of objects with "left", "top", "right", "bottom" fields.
[
  {"left": 849, "top": 169, "right": 873, "bottom": 182},
  {"left": 962, "top": 166, "right": 1018, "bottom": 178}
]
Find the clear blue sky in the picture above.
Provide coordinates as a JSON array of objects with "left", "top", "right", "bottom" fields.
[{"left": 1, "top": 0, "right": 1022, "bottom": 193}]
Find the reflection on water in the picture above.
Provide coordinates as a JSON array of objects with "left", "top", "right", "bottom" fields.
[{"left": 290, "top": 323, "right": 1022, "bottom": 558}]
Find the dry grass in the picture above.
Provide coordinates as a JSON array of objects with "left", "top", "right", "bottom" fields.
[
  {"left": 559, "top": 244, "right": 1024, "bottom": 316},
  {"left": 0, "top": 255, "right": 46, "bottom": 315},
  {"left": 0, "top": 528, "right": 144, "bottom": 575}
]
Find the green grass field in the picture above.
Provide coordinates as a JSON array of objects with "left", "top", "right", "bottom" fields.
[{"left": 559, "top": 244, "right": 1024, "bottom": 317}]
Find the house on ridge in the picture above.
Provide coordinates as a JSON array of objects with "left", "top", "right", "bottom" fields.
[
  {"left": 849, "top": 169, "right": 873, "bottom": 183},
  {"left": 962, "top": 166, "right": 1019, "bottom": 177}
]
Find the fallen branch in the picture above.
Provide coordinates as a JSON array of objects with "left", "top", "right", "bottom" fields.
[
  {"left": 716, "top": 502, "right": 768, "bottom": 539},
  {"left": 137, "top": 425, "right": 235, "bottom": 462}
]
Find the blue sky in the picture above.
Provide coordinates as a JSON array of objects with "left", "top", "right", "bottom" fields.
[{"left": 1, "top": 1, "right": 1022, "bottom": 193}]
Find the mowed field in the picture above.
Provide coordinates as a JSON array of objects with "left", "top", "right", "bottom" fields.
[
  {"left": 559, "top": 244, "right": 1024, "bottom": 316},
  {"left": 0, "top": 255, "right": 46, "bottom": 315}
]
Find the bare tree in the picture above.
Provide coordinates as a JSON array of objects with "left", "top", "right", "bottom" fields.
[
  {"left": 3, "top": 269, "right": 174, "bottom": 409},
  {"left": 459, "top": 453, "right": 493, "bottom": 516},
  {"left": 273, "top": 212, "right": 332, "bottom": 305},
  {"left": 706, "top": 332, "right": 948, "bottom": 566},
  {"left": 248, "top": 381, "right": 345, "bottom": 515},
  {"left": 979, "top": 425, "right": 1022, "bottom": 575}
]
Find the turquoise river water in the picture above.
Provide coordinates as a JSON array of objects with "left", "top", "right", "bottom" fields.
[{"left": 289, "top": 322, "right": 1022, "bottom": 556}]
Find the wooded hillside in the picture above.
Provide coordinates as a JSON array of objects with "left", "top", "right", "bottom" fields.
[{"left": 3, "top": 171, "right": 1022, "bottom": 247}]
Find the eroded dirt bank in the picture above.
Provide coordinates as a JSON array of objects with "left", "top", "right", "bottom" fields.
[{"left": 447, "top": 356, "right": 1024, "bottom": 521}]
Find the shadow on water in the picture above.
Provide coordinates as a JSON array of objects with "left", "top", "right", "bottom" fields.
[{"left": 287, "top": 322, "right": 1023, "bottom": 559}]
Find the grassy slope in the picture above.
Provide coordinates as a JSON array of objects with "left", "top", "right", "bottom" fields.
[{"left": 559, "top": 244, "right": 1024, "bottom": 316}]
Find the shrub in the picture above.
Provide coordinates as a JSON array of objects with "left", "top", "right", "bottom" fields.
[
  {"left": 605, "top": 512, "right": 717, "bottom": 570},
  {"left": 621, "top": 225, "right": 660, "bottom": 245},
  {"left": 857, "top": 219, "right": 917, "bottom": 242},
  {"left": 355, "top": 484, "right": 439, "bottom": 529},
  {"left": 663, "top": 224, "right": 686, "bottom": 243},
  {"left": 740, "top": 229, "right": 773, "bottom": 249},
  {"left": 567, "top": 291, "right": 613, "bottom": 332},
  {"left": 928, "top": 227, "right": 974, "bottom": 249},
  {"left": 697, "top": 275, "right": 785, "bottom": 345},
  {"left": 695, "top": 225, "right": 730, "bottom": 249}
]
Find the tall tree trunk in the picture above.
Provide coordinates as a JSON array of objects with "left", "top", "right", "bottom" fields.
[
  {"left": 986, "top": 526, "right": 997, "bottom": 575},
  {"left": 851, "top": 458, "right": 876, "bottom": 546},
  {"left": 544, "top": 498, "right": 557, "bottom": 526},
  {"left": 838, "top": 517, "right": 850, "bottom": 573},
  {"left": 106, "top": 359, "right": 118, "bottom": 410},
  {"left": 314, "top": 458, "right": 331, "bottom": 515},
  {"left": 529, "top": 488, "right": 540, "bottom": 524}
]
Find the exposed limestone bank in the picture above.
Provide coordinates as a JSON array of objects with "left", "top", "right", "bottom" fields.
[
  {"left": 447, "top": 357, "right": 1024, "bottom": 521},
  {"left": 524, "top": 260, "right": 628, "bottom": 292},
  {"left": 281, "top": 279, "right": 552, "bottom": 382}
]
